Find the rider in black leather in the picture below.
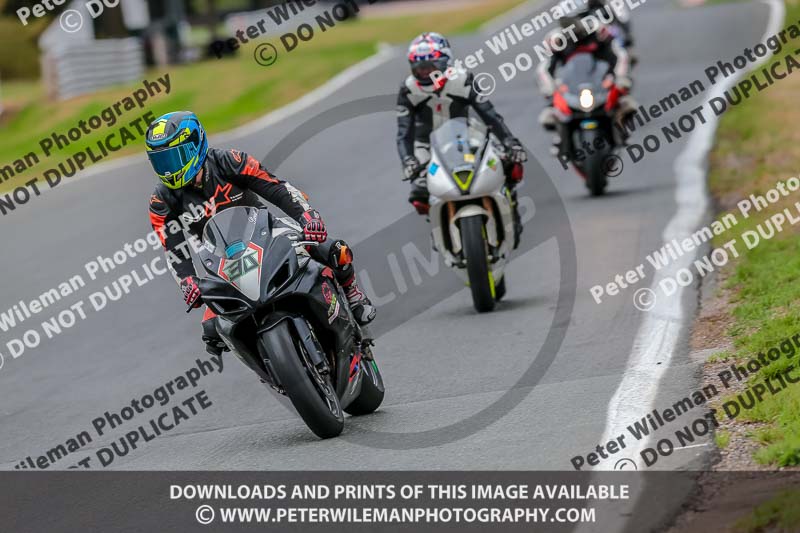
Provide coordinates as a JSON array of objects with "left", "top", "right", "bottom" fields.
[
  {"left": 586, "top": 0, "right": 634, "bottom": 49},
  {"left": 145, "top": 112, "right": 375, "bottom": 355},
  {"left": 397, "top": 32, "right": 527, "bottom": 248},
  {"left": 536, "top": 9, "right": 637, "bottom": 145}
]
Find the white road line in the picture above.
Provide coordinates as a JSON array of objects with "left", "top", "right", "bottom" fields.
[
  {"left": 675, "top": 443, "right": 709, "bottom": 450},
  {"left": 595, "top": 0, "right": 785, "bottom": 471}
]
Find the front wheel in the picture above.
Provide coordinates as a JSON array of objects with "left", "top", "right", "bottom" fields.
[
  {"left": 580, "top": 130, "right": 610, "bottom": 196},
  {"left": 262, "top": 322, "right": 344, "bottom": 439},
  {"left": 460, "top": 215, "right": 496, "bottom": 313},
  {"left": 344, "top": 350, "right": 385, "bottom": 416}
]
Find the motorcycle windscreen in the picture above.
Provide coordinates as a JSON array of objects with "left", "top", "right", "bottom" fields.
[
  {"left": 558, "top": 54, "right": 610, "bottom": 91},
  {"left": 202, "top": 206, "right": 265, "bottom": 301},
  {"left": 430, "top": 118, "right": 488, "bottom": 185}
]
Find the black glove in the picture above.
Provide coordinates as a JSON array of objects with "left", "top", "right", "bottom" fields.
[
  {"left": 180, "top": 276, "right": 202, "bottom": 308},
  {"left": 504, "top": 138, "right": 528, "bottom": 164},
  {"left": 301, "top": 209, "right": 327, "bottom": 243},
  {"left": 402, "top": 156, "right": 424, "bottom": 181}
]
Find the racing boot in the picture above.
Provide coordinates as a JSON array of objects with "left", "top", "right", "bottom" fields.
[
  {"left": 342, "top": 275, "right": 376, "bottom": 325},
  {"left": 505, "top": 163, "right": 524, "bottom": 250},
  {"left": 550, "top": 134, "right": 562, "bottom": 157},
  {"left": 330, "top": 241, "right": 377, "bottom": 325},
  {"left": 539, "top": 106, "right": 557, "bottom": 132},
  {"left": 613, "top": 94, "right": 638, "bottom": 146},
  {"left": 509, "top": 187, "right": 523, "bottom": 250},
  {"left": 408, "top": 177, "right": 430, "bottom": 216},
  {"left": 539, "top": 107, "right": 563, "bottom": 156}
]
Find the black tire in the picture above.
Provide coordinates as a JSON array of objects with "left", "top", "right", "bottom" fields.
[
  {"left": 581, "top": 130, "right": 609, "bottom": 197},
  {"left": 495, "top": 276, "right": 507, "bottom": 302},
  {"left": 461, "top": 215, "right": 496, "bottom": 313},
  {"left": 344, "top": 353, "right": 385, "bottom": 416},
  {"left": 263, "top": 323, "right": 344, "bottom": 439}
]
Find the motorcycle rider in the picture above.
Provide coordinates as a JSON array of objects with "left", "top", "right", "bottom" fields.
[
  {"left": 536, "top": 9, "right": 637, "bottom": 146},
  {"left": 396, "top": 32, "right": 528, "bottom": 248},
  {"left": 146, "top": 111, "right": 376, "bottom": 356},
  {"left": 586, "top": 0, "right": 634, "bottom": 50}
]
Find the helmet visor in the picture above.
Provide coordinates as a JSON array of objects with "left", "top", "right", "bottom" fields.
[
  {"left": 147, "top": 143, "right": 198, "bottom": 178},
  {"left": 411, "top": 58, "right": 449, "bottom": 84}
]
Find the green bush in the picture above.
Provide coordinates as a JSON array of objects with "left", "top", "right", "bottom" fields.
[{"left": 0, "top": 16, "right": 47, "bottom": 80}]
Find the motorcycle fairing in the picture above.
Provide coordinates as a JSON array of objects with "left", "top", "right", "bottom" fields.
[
  {"left": 198, "top": 206, "right": 361, "bottom": 397},
  {"left": 426, "top": 118, "right": 514, "bottom": 280},
  {"left": 217, "top": 242, "right": 263, "bottom": 300}
]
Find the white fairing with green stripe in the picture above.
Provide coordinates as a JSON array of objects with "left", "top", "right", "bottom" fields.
[{"left": 427, "top": 118, "right": 516, "bottom": 285}]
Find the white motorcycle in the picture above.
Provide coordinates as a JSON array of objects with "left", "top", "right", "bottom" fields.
[{"left": 427, "top": 118, "right": 517, "bottom": 313}]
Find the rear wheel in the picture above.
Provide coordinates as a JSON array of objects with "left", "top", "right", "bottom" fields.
[
  {"left": 461, "top": 215, "right": 496, "bottom": 313},
  {"left": 263, "top": 324, "right": 344, "bottom": 439},
  {"left": 344, "top": 350, "right": 385, "bottom": 416}
]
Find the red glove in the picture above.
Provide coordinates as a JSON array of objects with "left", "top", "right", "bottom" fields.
[
  {"left": 302, "top": 209, "right": 327, "bottom": 243},
  {"left": 180, "top": 276, "right": 202, "bottom": 308}
]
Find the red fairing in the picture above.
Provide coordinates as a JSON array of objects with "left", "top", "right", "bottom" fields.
[
  {"left": 605, "top": 85, "right": 621, "bottom": 112},
  {"left": 349, "top": 352, "right": 362, "bottom": 381},
  {"left": 202, "top": 307, "right": 217, "bottom": 322},
  {"left": 553, "top": 92, "right": 572, "bottom": 116}
]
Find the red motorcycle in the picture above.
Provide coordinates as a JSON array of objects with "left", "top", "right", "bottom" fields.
[{"left": 552, "top": 52, "right": 624, "bottom": 196}]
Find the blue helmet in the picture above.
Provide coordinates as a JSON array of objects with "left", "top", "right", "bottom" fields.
[{"left": 145, "top": 111, "right": 208, "bottom": 189}]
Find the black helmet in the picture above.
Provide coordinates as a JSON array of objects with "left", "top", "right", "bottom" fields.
[{"left": 559, "top": 14, "right": 590, "bottom": 41}]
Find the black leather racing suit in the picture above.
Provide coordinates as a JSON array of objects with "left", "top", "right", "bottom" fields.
[
  {"left": 148, "top": 147, "right": 358, "bottom": 335},
  {"left": 535, "top": 29, "right": 630, "bottom": 98},
  {"left": 396, "top": 72, "right": 520, "bottom": 205},
  {"left": 536, "top": 27, "right": 635, "bottom": 150}
]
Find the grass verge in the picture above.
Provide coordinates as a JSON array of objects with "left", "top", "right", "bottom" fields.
[
  {"left": 705, "top": 0, "right": 800, "bottom": 470},
  {"left": 734, "top": 490, "right": 800, "bottom": 532}
]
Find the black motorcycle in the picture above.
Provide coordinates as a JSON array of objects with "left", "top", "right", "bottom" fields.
[
  {"left": 552, "top": 52, "right": 622, "bottom": 196},
  {"left": 192, "top": 206, "right": 385, "bottom": 439}
]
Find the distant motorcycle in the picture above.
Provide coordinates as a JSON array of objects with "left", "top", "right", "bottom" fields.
[
  {"left": 426, "top": 118, "right": 518, "bottom": 312},
  {"left": 192, "top": 206, "right": 385, "bottom": 439},
  {"left": 552, "top": 53, "right": 622, "bottom": 196}
]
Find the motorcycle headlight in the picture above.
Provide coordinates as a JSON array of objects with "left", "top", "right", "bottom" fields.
[{"left": 579, "top": 89, "right": 594, "bottom": 110}]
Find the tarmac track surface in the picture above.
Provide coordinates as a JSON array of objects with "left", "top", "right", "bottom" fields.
[{"left": 0, "top": 0, "right": 771, "bottom": 487}]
